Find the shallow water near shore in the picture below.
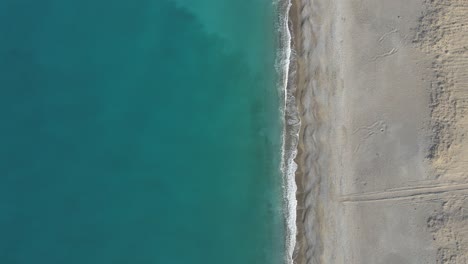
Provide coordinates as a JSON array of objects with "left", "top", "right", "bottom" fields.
[{"left": 0, "top": 0, "right": 286, "bottom": 263}]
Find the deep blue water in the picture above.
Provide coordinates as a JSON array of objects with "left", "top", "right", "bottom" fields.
[{"left": 0, "top": 1, "right": 284, "bottom": 263}]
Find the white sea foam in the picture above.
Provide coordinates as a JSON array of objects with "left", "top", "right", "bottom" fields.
[{"left": 274, "top": 0, "right": 299, "bottom": 263}]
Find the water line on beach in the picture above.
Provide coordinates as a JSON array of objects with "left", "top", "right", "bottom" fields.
[{"left": 275, "top": 0, "right": 300, "bottom": 263}]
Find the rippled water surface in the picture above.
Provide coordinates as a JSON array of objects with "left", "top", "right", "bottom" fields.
[{"left": 0, "top": 0, "right": 285, "bottom": 263}]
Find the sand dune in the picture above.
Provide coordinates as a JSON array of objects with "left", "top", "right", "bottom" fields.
[{"left": 291, "top": 0, "right": 468, "bottom": 263}]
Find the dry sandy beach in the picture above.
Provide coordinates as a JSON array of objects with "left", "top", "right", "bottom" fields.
[{"left": 290, "top": 0, "right": 468, "bottom": 263}]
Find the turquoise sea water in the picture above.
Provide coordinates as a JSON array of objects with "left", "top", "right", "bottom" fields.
[{"left": 0, "top": 0, "right": 285, "bottom": 263}]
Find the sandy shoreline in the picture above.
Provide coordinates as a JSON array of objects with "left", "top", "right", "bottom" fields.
[{"left": 290, "top": 0, "right": 468, "bottom": 263}]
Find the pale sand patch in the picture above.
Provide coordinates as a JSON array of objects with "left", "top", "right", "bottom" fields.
[
  {"left": 413, "top": 1, "right": 468, "bottom": 262},
  {"left": 291, "top": 0, "right": 468, "bottom": 263}
]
